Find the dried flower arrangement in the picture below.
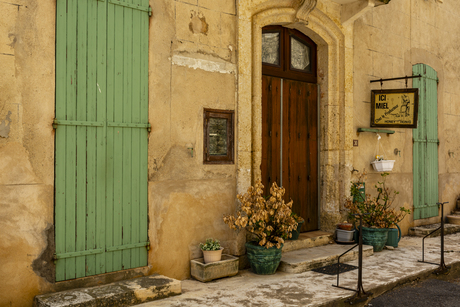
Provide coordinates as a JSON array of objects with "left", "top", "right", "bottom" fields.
[
  {"left": 345, "top": 171, "right": 410, "bottom": 228},
  {"left": 223, "top": 180, "right": 298, "bottom": 249}
]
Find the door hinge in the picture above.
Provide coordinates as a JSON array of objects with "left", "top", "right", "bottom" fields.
[{"left": 269, "top": 84, "right": 272, "bottom": 91}]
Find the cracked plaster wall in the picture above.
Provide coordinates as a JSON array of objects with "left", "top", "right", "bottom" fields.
[
  {"left": 4, "top": 0, "right": 460, "bottom": 305},
  {"left": 0, "top": 0, "right": 55, "bottom": 306}
]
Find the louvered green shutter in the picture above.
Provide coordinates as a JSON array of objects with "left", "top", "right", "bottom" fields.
[
  {"left": 55, "top": 0, "right": 150, "bottom": 281},
  {"left": 412, "top": 64, "right": 438, "bottom": 220}
]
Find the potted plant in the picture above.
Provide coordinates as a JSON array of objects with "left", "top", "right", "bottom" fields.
[
  {"left": 289, "top": 212, "right": 305, "bottom": 240},
  {"left": 371, "top": 155, "right": 395, "bottom": 172},
  {"left": 345, "top": 171, "right": 410, "bottom": 252},
  {"left": 223, "top": 180, "right": 297, "bottom": 274},
  {"left": 336, "top": 222, "right": 354, "bottom": 242},
  {"left": 200, "top": 238, "right": 224, "bottom": 264}
]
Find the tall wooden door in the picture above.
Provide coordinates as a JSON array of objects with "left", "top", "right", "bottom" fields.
[
  {"left": 412, "top": 64, "right": 439, "bottom": 219},
  {"left": 54, "top": 0, "right": 150, "bottom": 281},
  {"left": 262, "top": 75, "right": 319, "bottom": 231}
]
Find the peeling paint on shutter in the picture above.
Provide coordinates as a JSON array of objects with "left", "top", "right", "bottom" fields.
[
  {"left": 412, "top": 64, "right": 438, "bottom": 220},
  {"left": 55, "top": 0, "right": 149, "bottom": 281}
]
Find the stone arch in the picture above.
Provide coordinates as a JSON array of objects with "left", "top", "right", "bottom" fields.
[{"left": 236, "top": 2, "right": 350, "bottom": 230}]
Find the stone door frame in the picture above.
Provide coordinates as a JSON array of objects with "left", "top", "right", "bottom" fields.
[{"left": 236, "top": 1, "right": 354, "bottom": 230}]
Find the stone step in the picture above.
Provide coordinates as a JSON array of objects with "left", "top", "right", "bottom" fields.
[
  {"left": 278, "top": 243, "right": 374, "bottom": 273},
  {"left": 282, "top": 230, "right": 334, "bottom": 253},
  {"left": 34, "top": 275, "right": 181, "bottom": 307},
  {"left": 409, "top": 223, "right": 460, "bottom": 237}
]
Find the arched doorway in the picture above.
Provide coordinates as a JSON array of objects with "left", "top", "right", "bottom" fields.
[{"left": 261, "top": 26, "right": 318, "bottom": 232}]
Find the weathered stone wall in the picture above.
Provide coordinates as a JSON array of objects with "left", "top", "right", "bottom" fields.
[
  {"left": 0, "top": 0, "right": 238, "bottom": 305},
  {"left": 0, "top": 1, "right": 56, "bottom": 306},
  {"left": 147, "top": 0, "right": 239, "bottom": 280},
  {"left": 352, "top": 0, "right": 460, "bottom": 234}
]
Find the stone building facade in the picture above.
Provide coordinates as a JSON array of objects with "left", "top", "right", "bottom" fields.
[{"left": 1, "top": 0, "right": 459, "bottom": 306}]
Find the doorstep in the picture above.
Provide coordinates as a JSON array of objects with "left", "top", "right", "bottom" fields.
[
  {"left": 282, "top": 230, "right": 334, "bottom": 253},
  {"left": 279, "top": 243, "right": 374, "bottom": 273},
  {"left": 409, "top": 223, "right": 460, "bottom": 237},
  {"left": 34, "top": 275, "right": 181, "bottom": 307}
]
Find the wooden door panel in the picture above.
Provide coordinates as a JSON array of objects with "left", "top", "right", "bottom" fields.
[{"left": 262, "top": 76, "right": 282, "bottom": 194}]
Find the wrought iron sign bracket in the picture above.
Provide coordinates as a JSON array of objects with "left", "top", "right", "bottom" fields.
[{"left": 370, "top": 75, "right": 422, "bottom": 88}]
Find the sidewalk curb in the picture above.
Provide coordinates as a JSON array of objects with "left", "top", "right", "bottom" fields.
[{"left": 319, "top": 260, "right": 460, "bottom": 307}]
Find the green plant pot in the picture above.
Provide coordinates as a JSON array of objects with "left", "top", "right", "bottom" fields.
[
  {"left": 362, "top": 227, "right": 388, "bottom": 252},
  {"left": 245, "top": 241, "right": 283, "bottom": 275},
  {"left": 289, "top": 221, "right": 304, "bottom": 240},
  {"left": 386, "top": 224, "right": 401, "bottom": 248}
]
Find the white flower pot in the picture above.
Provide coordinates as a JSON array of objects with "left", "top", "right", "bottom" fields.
[
  {"left": 202, "top": 247, "right": 224, "bottom": 264},
  {"left": 371, "top": 160, "right": 395, "bottom": 172},
  {"left": 336, "top": 229, "right": 354, "bottom": 242}
]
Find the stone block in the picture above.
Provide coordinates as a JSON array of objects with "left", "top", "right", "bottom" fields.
[
  {"left": 191, "top": 254, "right": 239, "bottom": 282},
  {"left": 34, "top": 275, "right": 181, "bottom": 307}
]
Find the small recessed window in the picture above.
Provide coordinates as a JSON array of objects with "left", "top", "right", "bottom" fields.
[
  {"left": 203, "top": 109, "right": 234, "bottom": 164},
  {"left": 290, "top": 36, "right": 311, "bottom": 72},
  {"left": 262, "top": 32, "right": 280, "bottom": 66}
]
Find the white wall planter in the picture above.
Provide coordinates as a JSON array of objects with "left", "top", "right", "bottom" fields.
[{"left": 371, "top": 160, "right": 395, "bottom": 172}]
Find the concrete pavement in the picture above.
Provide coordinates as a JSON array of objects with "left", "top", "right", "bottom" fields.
[{"left": 138, "top": 233, "right": 460, "bottom": 307}]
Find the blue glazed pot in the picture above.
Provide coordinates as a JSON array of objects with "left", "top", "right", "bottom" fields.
[
  {"left": 245, "top": 241, "right": 283, "bottom": 275},
  {"left": 289, "top": 220, "right": 304, "bottom": 240},
  {"left": 362, "top": 227, "right": 389, "bottom": 252},
  {"left": 386, "top": 224, "right": 401, "bottom": 248}
]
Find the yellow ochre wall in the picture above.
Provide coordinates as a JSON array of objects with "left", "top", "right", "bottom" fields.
[{"left": 1, "top": 1, "right": 460, "bottom": 306}]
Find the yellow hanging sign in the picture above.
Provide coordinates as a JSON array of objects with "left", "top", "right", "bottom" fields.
[{"left": 370, "top": 89, "right": 419, "bottom": 128}]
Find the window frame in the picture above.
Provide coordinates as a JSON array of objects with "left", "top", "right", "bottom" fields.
[
  {"left": 203, "top": 108, "right": 235, "bottom": 164},
  {"left": 262, "top": 26, "right": 317, "bottom": 83}
]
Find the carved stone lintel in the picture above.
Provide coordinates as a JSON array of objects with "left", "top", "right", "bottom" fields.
[{"left": 293, "top": 0, "right": 317, "bottom": 25}]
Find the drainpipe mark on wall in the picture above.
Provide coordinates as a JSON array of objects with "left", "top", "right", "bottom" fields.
[{"left": 0, "top": 111, "right": 12, "bottom": 138}]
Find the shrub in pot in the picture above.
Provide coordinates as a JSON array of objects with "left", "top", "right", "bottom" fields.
[
  {"left": 345, "top": 171, "right": 410, "bottom": 252},
  {"left": 223, "top": 180, "right": 297, "bottom": 274},
  {"left": 289, "top": 213, "right": 305, "bottom": 240},
  {"left": 200, "top": 238, "right": 223, "bottom": 264}
]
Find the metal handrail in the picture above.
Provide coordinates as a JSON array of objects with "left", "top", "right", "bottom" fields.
[
  {"left": 332, "top": 214, "right": 372, "bottom": 304},
  {"left": 418, "top": 202, "right": 450, "bottom": 275}
]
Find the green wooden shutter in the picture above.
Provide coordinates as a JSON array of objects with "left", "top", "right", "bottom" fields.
[
  {"left": 55, "top": 0, "right": 150, "bottom": 281},
  {"left": 412, "top": 64, "right": 438, "bottom": 220}
]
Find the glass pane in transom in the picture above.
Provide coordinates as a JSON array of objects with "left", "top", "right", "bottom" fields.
[
  {"left": 208, "top": 118, "right": 228, "bottom": 155},
  {"left": 262, "top": 32, "right": 280, "bottom": 65},
  {"left": 291, "top": 37, "right": 311, "bottom": 71}
]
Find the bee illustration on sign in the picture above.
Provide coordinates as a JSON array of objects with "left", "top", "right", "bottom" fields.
[{"left": 370, "top": 89, "right": 419, "bottom": 128}]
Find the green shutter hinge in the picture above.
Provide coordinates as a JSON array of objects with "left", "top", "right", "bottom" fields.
[
  {"left": 437, "top": 77, "right": 439, "bottom": 83},
  {"left": 147, "top": 123, "right": 151, "bottom": 132},
  {"left": 146, "top": 242, "right": 150, "bottom": 251},
  {"left": 52, "top": 253, "right": 58, "bottom": 265},
  {"left": 148, "top": 6, "right": 152, "bottom": 17},
  {"left": 53, "top": 119, "right": 58, "bottom": 129}
]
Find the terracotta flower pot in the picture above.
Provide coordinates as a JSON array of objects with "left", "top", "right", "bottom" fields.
[
  {"left": 338, "top": 223, "right": 353, "bottom": 231},
  {"left": 202, "top": 247, "right": 224, "bottom": 264}
]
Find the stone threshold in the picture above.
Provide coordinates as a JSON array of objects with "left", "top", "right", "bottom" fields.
[
  {"left": 282, "top": 230, "right": 334, "bottom": 253},
  {"left": 409, "top": 223, "right": 460, "bottom": 237},
  {"left": 279, "top": 243, "right": 374, "bottom": 273},
  {"left": 34, "top": 275, "right": 181, "bottom": 307}
]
